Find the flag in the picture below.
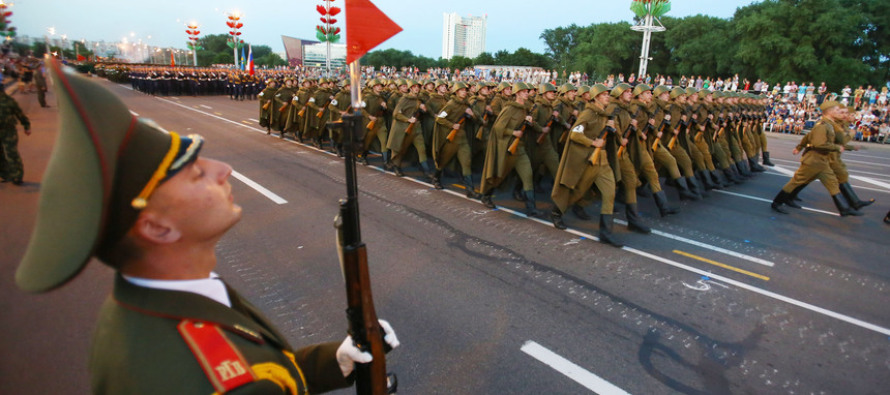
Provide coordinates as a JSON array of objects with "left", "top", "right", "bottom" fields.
[
  {"left": 171, "top": 52, "right": 175, "bottom": 67},
  {"left": 344, "top": 0, "right": 402, "bottom": 64},
  {"left": 241, "top": 45, "right": 246, "bottom": 70},
  {"left": 76, "top": 54, "right": 86, "bottom": 62},
  {"left": 247, "top": 45, "right": 255, "bottom": 76}
]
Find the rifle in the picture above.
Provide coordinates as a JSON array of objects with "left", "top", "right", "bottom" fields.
[
  {"left": 446, "top": 113, "right": 472, "bottom": 142},
  {"left": 558, "top": 112, "right": 578, "bottom": 144},
  {"left": 262, "top": 100, "right": 271, "bottom": 111},
  {"left": 403, "top": 105, "right": 425, "bottom": 136},
  {"left": 317, "top": 97, "right": 333, "bottom": 118},
  {"left": 651, "top": 120, "right": 669, "bottom": 151},
  {"left": 328, "top": 110, "right": 396, "bottom": 395},
  {"left": 366, "top": 108, "right": 385, "bottom": 131},
  {"left": 616, "top": 107, "right": 642, "bottom": 158},
  {"left": 474, "top": 110, "right": 493, "bottom": 140},
  {"left": 589, "top": 113, "right": 618, "bottom": 164},
  {"left": 535, "top": 115, "right": 557, "bottom": 145},
  {"left": 507, "top": 120, "right": 533, "bottom": 155},
  {"left": 668, "top": 119, "right": 686, "bottom": 150},
  {"left": 279, "top": 98, "right": 291, "bottom": 113},
  {"left": 507, "top": 104, "right": 537, "bottom": 155}
]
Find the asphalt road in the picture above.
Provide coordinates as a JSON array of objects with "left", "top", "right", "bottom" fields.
[{"left": 2, "top": 77, "right": 889, "bottom": 394}]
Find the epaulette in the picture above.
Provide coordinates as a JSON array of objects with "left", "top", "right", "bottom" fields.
[{"left": 178, "top": 320, "right": 257, "bottom": 393}]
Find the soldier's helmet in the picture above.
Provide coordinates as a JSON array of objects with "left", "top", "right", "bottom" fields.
[
  {"left": 610, "top": 83, "right": 632, "bottom": 98},
  {"left": 512, "top": 82, "right": 530, "bottom": 93},
  {"left": 652, "top": 85, "right": 671, "bottom": 97},
  {"left": 632, "top": 83, "right": 652, "bottom": 97},
  {"left": 670, "top": 87, "right": 688, "bottom": 99},
  {"left": 577, "top": 85, "right": 591, "bottom": 95},
  {"left": 407, "top": 79, "right": 421, "bottom": 88},
  {"left": 697, "top": 89, "right": 714, "bottom": 99},
  {"left": 497, "top": 81, "right": 512, "bottom": 92},
  {"left": 451, "top": 81, "right": 469, "bottom": 93},
  {"left": 590, "top": 84, "right": 610, "bottom": 98},
  {"left": 685, "top": 87, "right": 698, "bottom": 96},
  {"left": 539, "top": 83, "right": 558, "bottom": 94},
  {"left": 558, "top": 83, "right": 576, "bottom": 94}
]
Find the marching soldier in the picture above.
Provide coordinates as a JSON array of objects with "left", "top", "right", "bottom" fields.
[
  {"left": 469, "top": 81, "right": 496, "bottom": 168},
  {"left": 432, "top": 81, "right": 479, "bottom": 196},
  {"left": 304, "top": 78, "right": 334, "bottom": 148},
  {"left": 634, "top": 84, "right": 701, "bottom": 201},
  {"left": 527, "top": 83, "right": 563, "bottom": 200},
  {"left": 550, "top": 84, "right": 623, "bottom": 247},
  {"left": 422, "top": 80, "right": 450, "bottom": 160},
  {"left": 273, "top": 78, "right": 297, "bottom": 138},
  {"left": 258, "top": 78, "right": 278, "bottom": 134},
  {"left": 479, "top": 82, "right": 545, "bottom": 217},
  {"left": 771, "top": 100, "right": 862, "bottom": 216},
  {"left": 360, "top": 79, "right": 391, "bottom": 167},
  {"left": 386, "top": 79, "right": 433, "bottom": 178},
  {"left": 288, "top": 78, "right": 313, "bottom": 141},
  {"left": 328, "top": 80, "right": 352, "bottom": 157}
]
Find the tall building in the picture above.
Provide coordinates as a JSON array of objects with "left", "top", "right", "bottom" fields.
[{"left": 442, "top": 13, "right": 487, "bottom": 60}]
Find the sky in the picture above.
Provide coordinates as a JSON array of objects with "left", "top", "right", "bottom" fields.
[{"left": 12, "top": 0, "right": 760, "bottom": 59}]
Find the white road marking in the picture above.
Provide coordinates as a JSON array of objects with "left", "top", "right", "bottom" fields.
[
  {"left": 849, "top": 175, "right": 890, "bottom": 190},
  {"left": 841, "top": 158, "right": 890, "bottom": 168},
  {"left": 199, "top": 104, "right": 213, "bottom": 109},
  {"left": 713, "top": 190, "right": 839, "bottom": 216},
  {"left": 248, "top": 118, "right": 260, "bottom": 123},
  {"left": 625, "top": 247, "right": 890, "bottom": 337},
  {"left": 521, "top": 341, "right": 631, "bottom": 395},
  {"left": 230, "top": 170, "right": 288, "bottom": 205},
  {"left": 129, "top": 110, "right": 139, "bottom": 117}
]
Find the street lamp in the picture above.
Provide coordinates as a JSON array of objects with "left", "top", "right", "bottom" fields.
[{"left": 226, "top": 11, "right": 244, "bottom": 69}]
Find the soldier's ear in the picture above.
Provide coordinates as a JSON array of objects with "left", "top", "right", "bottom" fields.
[{"left": 132, "top": 211, "right": 182, "bottom": 245}]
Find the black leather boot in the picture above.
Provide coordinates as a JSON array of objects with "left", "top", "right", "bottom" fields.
[
  {"left": 653, "top": 191, "right": 680, "bottom": 217},
  {"left": 393, "top": 166, "right": 405, "bottom": 177},
  {"left": 599, "top": 214, "right": 624, "bottom": 248},
  {"left": 723, "top": 167, "right": 742, "bottom": 184},
  {"left": 513, "top": 182, "right": 526, "bottom": 202},
  {"left": 551, "top": 208, "right": 567, "bottom": 229},
  {"left": 832, "top": 193, "right": 864, "bottom": 216},
  {"left": 463, "top": 175, "right": 479, "bottom": 198},
  {"left": 382, "top": 151, "right": 394, "bottom": 170},
  {"left": 637, "top": 179, "right": 653, "bottom": 198},
  {"left": 571, "top": 204, "right": 592, "bottom": 220},
  {"left": 762, "top": 151, "right": 775, "bottom": 166},
  {"left": 626, "top": 203, "right": 652, "bottom": 234},
  {"left": 698, "top": 170, "right": 718, "bottom": 190},
  {"left": 749, "top": 157, "right": 766, "bottom": 172},
  {"left": 840, "top": 182, "right": 874, "bottom": 210},
  {"left": 523, "top": 191, "right": 543, "bottom": 218},
  {"left": 884, "top": 210, "right": 890, "bottom": 225},
  {"left": 432, "top": 170, "right": 444, "bottom": 189},
  {"left": 771, "top": 190, "right": 790, "bottom": 214},
  {"left": 788, "top": 183, "right": 806, "bottom": 203},
  {"left": 674, "top": 178, "right": 701, "bottom": 200},
  {"left": 420, "top": 162, "right": 435, "bottom": 182},
  {"left": 687, "top": 176, "right": 708, "bottom": 198},
  {"left": 481, "top": 191, "right": 496, "bottom": 209}
]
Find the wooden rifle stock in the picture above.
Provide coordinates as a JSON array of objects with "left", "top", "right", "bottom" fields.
[
  {"left": 589, "top": 124, "right": 615, "bottom": 165},
  {"left": 475, "top": 110, "right": 493, "bottom": 140},
  {"left": 507, "top": 121, "right": 531, "bottom": 155},
  {"left": 668, "top": 120, "right": 685, "bottom": 150},
  {"left": 536, "top": 117, "right": 556, "bottom": 144},
  {"left": 262, "top": 101, "right": 271, "bottom": 111},
  {"left": 279, "top": 102, "right": 290, "bottom": 113},
  {"left": 446, "top": 114, "right": 471, "bottom": 142},
  {"left": 651, "top": 121, "right": 668, "bottom": 151},
  {"left": 559, "top": 114, "right": 577, "bottom": 144},
  {"left": 317, "top": 98, "right": 333, "bottom": 118}
]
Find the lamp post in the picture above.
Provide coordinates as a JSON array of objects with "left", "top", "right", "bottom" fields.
[
  {"left": 226, "top": 11, "right": 243, "bottom": 69},
  {"left": 185, "top": 21, "right": 201, "bottom": 66},
  {"left": 315, "top": 0, "right": 342, "bottom": 76},
  {"left": 630, "top": 0, "right": 670, "bottom": 80}
]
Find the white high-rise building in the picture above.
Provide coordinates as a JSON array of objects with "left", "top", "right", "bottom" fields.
[{"left": 442, "top": 13, "right": 487, "bottom": 60}]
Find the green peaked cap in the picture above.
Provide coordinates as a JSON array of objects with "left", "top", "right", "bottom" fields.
[{"left": 16, "top": 58, "right": 204, "bottom": 293}]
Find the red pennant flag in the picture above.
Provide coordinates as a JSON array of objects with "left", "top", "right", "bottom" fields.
[
  {"left": 344, "top": 0, "right": 402, "bottom": 64},
  {"left": 76, "top": 54, "right": 86, "bottom": 62},
  {"left": 170, "top": 52, "right": 175, "bottom": 67}
]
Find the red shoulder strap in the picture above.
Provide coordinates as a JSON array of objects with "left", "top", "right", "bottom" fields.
[{"left": 178, "top": 320, "right": 257, "bottom": 393}]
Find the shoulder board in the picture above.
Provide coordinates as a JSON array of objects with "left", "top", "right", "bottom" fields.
[{"left": 178, "top": 320, "right": 257, "bottom": 393}]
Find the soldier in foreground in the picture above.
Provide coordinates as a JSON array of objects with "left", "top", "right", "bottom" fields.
[
  {"left": 0, "top": 89, "right": 31, "bottom": 185},
  {"left": 15, "top": 60, "right": 399, "bottom": 394}
]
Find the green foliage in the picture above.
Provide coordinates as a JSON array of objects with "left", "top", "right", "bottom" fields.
[
  {"left": 447, "top": 56, "right": 473, "bottom": 70},
  {"left": 540, "top": 0, "right": 888, "bottom": 89},
  {"left": 255, "top": 52, "right": 287, "bottom": 67},
  {"left": 473, "top": 52, "right": 495, "bottom": 65},
  {"left": 359, "top": 47, "right": 553, "bottom": 71}
]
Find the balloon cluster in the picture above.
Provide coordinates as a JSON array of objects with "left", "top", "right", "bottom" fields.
[
  {"left": 0, "top": 3, "right": 16, "bottom": 39},
  {"left": 185, "top": 22, "right": 203, "bottom": 51},
  {"left": 226, "top": 13, "right": 244, "bottom": 49},
  {"left": 315, "top": 1, "right": 341, "bottom": 43}
]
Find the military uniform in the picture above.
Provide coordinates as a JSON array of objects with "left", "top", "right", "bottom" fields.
[
  {"left": 92, "top": 276, "right": 350, "bottom": 394},
  {"left": 360, "top": 81, "right": 390, "bottom": 166},
  {"left": 549, "top": 84, "right": 623, "bottom": 246},
  {"left": 386, "top": 81, "right": 431, "bottom": 176},
  {"left": 432, "top": 82, "right": 477, "bottom": 195},
  {"left": 258, "top": 81, "right": 278, "bottom": 133},
  {"left": 0, "top": 91, "right": 30, "bottom": 184}
]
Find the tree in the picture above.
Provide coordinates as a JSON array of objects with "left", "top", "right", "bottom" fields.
[
  {"left": 540, "top": 24, "right": 581, "bottom": 71},
  {"left": 473, "top": 52, "right": 495, "bottom": 66},
  {"left": 448, "top": 55, "right": 473, "bottom": 70},
  {"left": 663, "top": 15, "right": 737, "bottom": 78}
]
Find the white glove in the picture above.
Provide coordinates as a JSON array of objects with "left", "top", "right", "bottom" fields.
[{"left": 335, "top": 319, "right": 400, "bottom": 377}]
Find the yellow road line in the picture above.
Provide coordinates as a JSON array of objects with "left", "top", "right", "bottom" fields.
[
  {"left": 673, "top": 250, "right": 770, "bottom": 281},
  {"left": 214, "top": 112, "right": 223, "bottom": 116},
  {"left": 241, "top": 120, "right": 253, "bottom": 125}
]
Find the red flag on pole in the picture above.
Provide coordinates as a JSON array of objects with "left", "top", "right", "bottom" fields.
[
  {"left": 170, "top": 52, "right": 175, "bottom": 67},
  {"left": 344, "top": 0, "right": 402, "bottom": 64},
  {"left": 76, "top": 54, "right": 86, "bottom": 62}
]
